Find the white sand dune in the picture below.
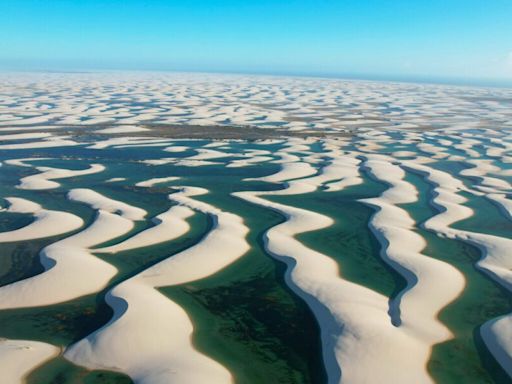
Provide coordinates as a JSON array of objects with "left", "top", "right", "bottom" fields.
[
  {"left": 319, "top": 155, "right": 362, "bottom": 192},
  {"left": 271, "top": 152, "right": 301, "bottom": 164},
  {"left": 68, "top": 188, "right": 147, "bottom": 220},
  {"left": 4, "top": 157, "right": 53, "bottom": 168},
  {"left": 0, "top": 73, "right": 511, "bottom": 382},
  {"left": 0, "top": 209, "right": 129, "bottom": 309},
  {"left": 88, "top": 137, "right": 171, "bottom": 150},
  {"left": 105, "top": 177, "right": 127, "bottom": 183},
  {"left": 142, "top": 158, "right": 221, "bottom": 167},
  {"left": 454, "top": 138, "right": 481, "bottom": 158},
  {"left": 0, "top": 197, "right": 83, "bottom": 242},
  {"left": 18, "top": 164, "right": 105, "bottom": 190},
  {"left": 0, "top": 115, "right": 52, "bottom": 126},
  {"left": 203, "top": 141, "right": 226, "bottom": 148},
  {"left": 0, "top": 189, "right": 151, "bottom": 309},
  {"left": 66, "top": 186, "right": 250, "bottom": 384},
  {"left": 360, "top": 155, "right": 465, "bottom": 346},
  {"left": 0, "top": 132, "right": 52, "bottom": 141},
  {"left": 1, "top": 72, "right": 511, "bottom": 135},
  {"left": 0, "top": 339, "right": 59, "bottom": 384},
  {"left": 0, "top": 125, "right": 62, "bottom": 132},
  {"left": 460, "top": 159, "right": 511, "bottom": 192},
  {"left": 392, "top": 150, "right": 417, "bottom": 158},
  {"left": 115, "top": 142, "right": 175, "bottom": 149},
  {"left": 187, "top": 148, "right": 231, "bottom": 161},
  {"left": 482, "top": 317, "right": 512, "bottom": 378},
  {"left": 227, "top": 155, "right": 273, "bottom": 168},
  {"left": 163, "top": 145, "right": 189, "bottom": 153},
  {"left": 233, "top": 153, "right": 466, "bottom": 383},
  {"left": 487, "top": 193, "right": 512, "bottom": 221},
  {"left": 0, "top": 136, "right": 79, "bottom": 150},
  {"left": 234, "top": 190, "right": 410, "bottom": 383},
  {"left": 66, "top": 280, "right": 234, "bottom": 384},
  {"left": 247, "top": 161, "right": 316, "bottom": 183},
  {"left": 417, "top": 142, "right": 449, "bottom": 159},
  {"left": 1, "top": 197, "right": 42, "bottom": 213},
  {"left": 135, "top": 176, "right": 180, "bottom": 188},
  {"left": 266, "top": 150, "right": 362, "bottom": 195},
  {"left": 403, "top": 160, "right": 512, "bottom": 377},
  {"left": 96, "top": 205, "right": 194, "bottom": 253}
]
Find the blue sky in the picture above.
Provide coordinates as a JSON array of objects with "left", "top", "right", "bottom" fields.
[{"left": 0, "top": 0, "right": 511, "bottom": 84}]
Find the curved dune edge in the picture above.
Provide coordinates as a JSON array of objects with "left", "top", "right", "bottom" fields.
[
  {"left": 135, "top": 176, "right": 180, "bottom": 188},
  {"left": 0, "top": 197, "right": 83, "bottom": 242},
  {"left": 87, "top": 137, "right": 172, "bottom": 150},
  {"left": 96, "top": 205, "right": 193, "bottom": 253},
  {"left": 65, "top": 186, "right": 250, "bottom": 384},
  {"left": 0, "top": 136, "right": 79, "bottom": 150},
  {"left": 0, "top": 190, "right": 141, "bottom": 309},
  {"left": 163, "top": 145, "right": 189, "bottom": 153},
  {"left": 16, "top": 164, "right": 105, "bottom": 190},
  {"left": 227, "top": 156, "right": 273, "bottom": 168},
  {"left": 0, "top": 127, "right": 508, "bottom": 381},
  {"left": 4, "top": 158, "right": 54, "bottom": 168},
  {"left": 0, "top": 339, "right": 60, "bottom": 384},
  {"left": 187, "top": 148, "right": 230, "bottom": 161},
  {"left": 142, "top": 157, "right": 221, "bottom": 166},
  {"left": 403, "top": 160, "right": 512, "bottom": 378},
  {"left": 458, "top": 159, "right": 512, "bottom": 221},
  {"left": 454, "top": 137, "right": 481, "bottom": 158},
  {"left": 246, "top": 160, "right": 316, "bottom": 183},
  {"left": 487, "top": 193, "right": 512, "bottom": 221},
  {"left": 307, "top": 142, "right": 362, "bottom": 191},
  {"left": 459, "top": 159, "right": 511, "bottom": 193},
  {"left": 361, "top": 155, "right": 465, "bottom": 331},
  {"left": 226, "top": 149, "right": 273, "bottom": 168},
  {"left": 68, "top": 188, "right": 147, "bottom": 220},
  {"left": 0, "top": 132, "right": 52, "bottom": 141},
  {"left": 233, "top": 150, "right": 469, "bottom": 384}
]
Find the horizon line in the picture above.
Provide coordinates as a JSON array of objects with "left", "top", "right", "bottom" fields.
[{"left": 1, "top": 65, "right": 511, "bottom": 90}]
